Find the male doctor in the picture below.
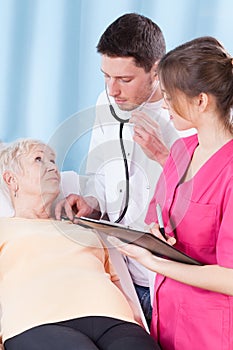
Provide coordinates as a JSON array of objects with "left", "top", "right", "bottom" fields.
[{"left": 55, "top": 13, "right": 179, "bottom": 326}]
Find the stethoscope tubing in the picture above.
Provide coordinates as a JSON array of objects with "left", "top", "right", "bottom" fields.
[{"left": 105, "top": 80, "right": 159, "bottom": 223}]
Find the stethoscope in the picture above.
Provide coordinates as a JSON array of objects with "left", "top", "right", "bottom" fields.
[{"left": 105, "top": 81, "right": 159, "bottom": 223}]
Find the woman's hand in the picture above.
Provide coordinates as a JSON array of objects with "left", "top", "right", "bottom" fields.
[
  {"left": 149, "top": 223, "right": 176, "bottom": 246},
  {"left": 108, "top": 236, "right": 154, "bottom": 266},
  {"left": 107, "top": 223, "right": 176, "bottom": 271}
]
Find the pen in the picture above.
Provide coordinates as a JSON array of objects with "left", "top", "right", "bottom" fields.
[{"left": 156, "top": 203, "right": 166, "bottom": 240}]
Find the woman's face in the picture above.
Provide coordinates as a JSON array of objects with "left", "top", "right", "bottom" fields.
[
  {"left": 161, "top": 86, "right": 195, "bottom": 131},
  {"left": 16, "top": 143, "right": 60, "bottom": 200}
]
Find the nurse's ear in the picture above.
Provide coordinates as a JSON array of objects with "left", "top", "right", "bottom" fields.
[{"left": 197, "top": 92, "right": 208, "bottom": 112}]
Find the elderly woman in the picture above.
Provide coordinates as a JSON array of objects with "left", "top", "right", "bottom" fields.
[{"left": 0, "top": 139, "right": 158, "bottom": 350}]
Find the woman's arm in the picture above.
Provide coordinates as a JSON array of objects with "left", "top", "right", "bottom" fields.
[{"left": 109, "top": 237, "right": 233, "bottom": 296}]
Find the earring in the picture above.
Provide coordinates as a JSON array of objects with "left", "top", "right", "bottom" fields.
[{"left": 14, "top": 184, "right": 18, "bottom": 197}]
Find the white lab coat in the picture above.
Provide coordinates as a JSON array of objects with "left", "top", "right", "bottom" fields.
[
  {"left": 85, "top": 91, "right": 179, "bottom": 228},
  {"left": 84, "top": 91, "right": 180, "bottom": 288}
]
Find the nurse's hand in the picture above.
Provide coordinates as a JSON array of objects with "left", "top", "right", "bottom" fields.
[
  {"left": 130, "top": 110, "right": 169, "bottom": 167},
  {"left": 107, "top": 224, "right": 176, "bottom": 270},
  {"left": 55, "top": 194, "right": 100, "bottom": 221},
  {"left": 108, "top": 236, "right": 154, "bottom": 266},
  {"left": 149, "top": 223, "right": 176, "bottom": 246}
]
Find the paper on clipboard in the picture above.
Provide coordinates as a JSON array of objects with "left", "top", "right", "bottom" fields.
[{"left": 75, "top": 217, "right": 202, "bottom": 266}]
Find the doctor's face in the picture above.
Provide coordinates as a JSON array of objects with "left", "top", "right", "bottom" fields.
[{"left": 101, "top": 55, "right": 158, "bottom": 111}]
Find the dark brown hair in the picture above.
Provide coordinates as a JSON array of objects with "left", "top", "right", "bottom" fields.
[
  {"left": 158, "top": 36, "right": 233, "bottom": 130},
  {"left": 97, "top": 13, "right": 166, "bottom": 72}
]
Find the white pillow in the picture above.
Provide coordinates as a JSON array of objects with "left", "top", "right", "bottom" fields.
[{"left": 0, "top": 190, "right": 14, "bottom": 217}]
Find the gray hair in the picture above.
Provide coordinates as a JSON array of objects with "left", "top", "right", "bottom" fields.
[{"left": 0, "top": 138, "right": 55, "bottom": 194}]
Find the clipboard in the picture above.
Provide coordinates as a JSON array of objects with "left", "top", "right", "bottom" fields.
[{"left": 75, "top": 217, "right": 202, "bottom": 266}]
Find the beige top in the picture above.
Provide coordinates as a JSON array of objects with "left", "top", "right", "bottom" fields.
[{"left": 0, "top": 218, "right": 135, "bottom": 342}]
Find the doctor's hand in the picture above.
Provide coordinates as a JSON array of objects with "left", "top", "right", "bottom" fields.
[
  {"left": 55, "top": 194, "right": 100, "bottom": 221},
  {"left": 130, "top": 110, "right": 169, "bottom": 167}
]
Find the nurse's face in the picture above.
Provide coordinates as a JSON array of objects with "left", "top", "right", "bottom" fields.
[{"left": 161, "top": 88, "right": 195, "bottom": 131}]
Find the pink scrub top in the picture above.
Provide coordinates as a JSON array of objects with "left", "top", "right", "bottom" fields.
[{"left": 146, "top": 134, "right": 233, "bottom": 350}]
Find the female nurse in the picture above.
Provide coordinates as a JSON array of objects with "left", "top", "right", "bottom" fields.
[{"left": 111, "top": 37, "right": 233, "bottom": 350}]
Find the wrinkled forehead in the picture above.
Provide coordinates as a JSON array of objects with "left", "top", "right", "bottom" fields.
[
  {"left": 20, "top": 143, "right": 56, "bottom": 160},
  {"left": 31, "top": 143, "right": 55, "bottom": 156}
]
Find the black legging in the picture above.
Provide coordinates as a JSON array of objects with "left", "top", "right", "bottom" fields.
[{"left": 4, "top": 316, "right": 160, "bottom": 350}]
